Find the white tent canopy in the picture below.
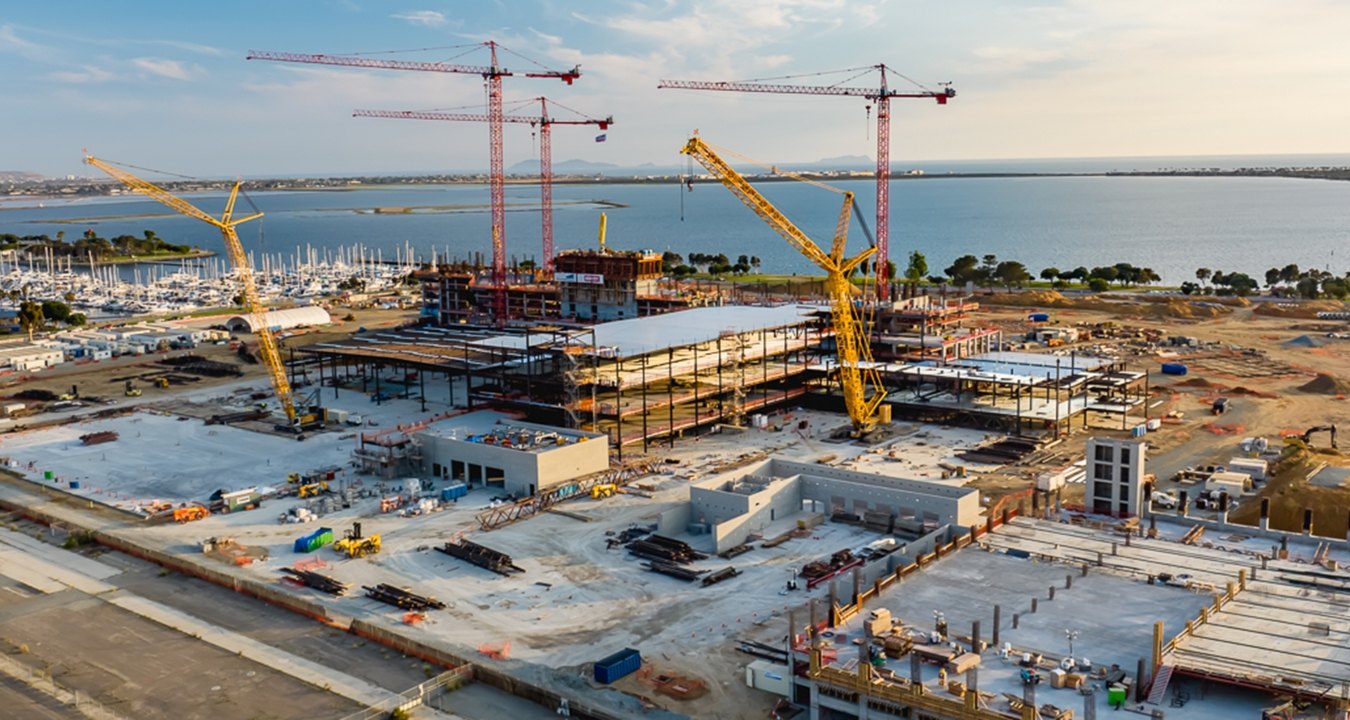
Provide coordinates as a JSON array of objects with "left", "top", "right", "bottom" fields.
[{"left": 225, "top": 306, "right": 332, "bottom": 333}]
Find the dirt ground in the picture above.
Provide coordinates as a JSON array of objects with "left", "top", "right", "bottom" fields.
[{"left": 972, "top": 294, "right": 1350, "bottom": 534}]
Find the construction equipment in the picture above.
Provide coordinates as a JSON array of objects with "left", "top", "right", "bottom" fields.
[
  {"left": 83, "top": 154, "right": 314, "bottom": 434},
  {"left": 250, "top": 42, "right": 581, "bottom": 325},
  {"left": 333, "top": 522, "right": 381, "bottom": 558},
  {"left": 1297, "top": 424, "right": 1339, "bottom": 449},
  {"left": 660, "top": 66, "right": 953, "bottom": 299},
  {"left": 354, "top": 97, "right": 612, "bottom": 275},
  {"left": 172, "top": 505, "right": 210, "bottom": 523},
  {"left": 591, "top": 483, "right": 618, "bottom": 499},
  {"left": 680, "top": 135, "right": 886, "bottom": 435},
  {"left": 154, "top": 377, "right": 170, "bottom": 389},
  {"left": 297, "top": 481, "right": 328, "bottom": 498},
  {"left": 124, "top": 381, "right": 142, "bottom": 397}
]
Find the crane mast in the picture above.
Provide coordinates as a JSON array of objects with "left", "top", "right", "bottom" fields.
[
  {"left": 83, "top": 154, "right": 300, "bottom": 425},
  {"left": 353, "top": 98, "right": 611, "bottom": 275},
  {"left": 679, "top": 136, "right": 887, "bottom": 434}
]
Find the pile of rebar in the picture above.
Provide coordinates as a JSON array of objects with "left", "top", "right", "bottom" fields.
[
  {"left": 718, "top": 544, "right": 754, "bottom": 559},
  {"left": 281, "top": 568, "right": 348, "bottom": 595},
  {"left": 644, "top": 561, "right": 706, "bottom": 582},
  {"left": 701, "top": 566, "right": 741, "bottom": 587},
  {"left": 362, "top": 583, "right": 445, "bottom": 610},
  {"left": 627, "top": 534, "right": 708, "bottom": 564},
  {"left": 436, "top": 539, "right": 525, "bottom": 576}
]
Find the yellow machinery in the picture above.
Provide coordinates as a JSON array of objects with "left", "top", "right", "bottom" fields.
[
  {"left": 597, "top": 211, "right": 608, "bottom": 252},
  {"left": 680, "top": 136, "right": 886, "bottom": 435},
  {"left": 172, "top": 505, "right": 210, "bottom": 523},
  {"left": 124, "top": 381, "right": 142, "bottom": 397},
  {"left": 333, "top": 523, "right": 381, "bottom": 558},
  {"left": 591, "top": 483, "right": 617, "bottom": 499},
  {"left": 297, "top": 481, "right": 328, "bottom": 498},
  {"left": 83, "top": 154, "right": 314, "bottom": 433}
]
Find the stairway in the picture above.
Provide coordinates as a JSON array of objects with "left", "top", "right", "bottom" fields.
[{"left": 1146, "top": 663, "right": 1175, "bottom": 705}]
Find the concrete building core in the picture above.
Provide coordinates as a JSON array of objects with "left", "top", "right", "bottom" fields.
[
  {"left": 1086, "top": 436, "right": 1146, "bottom": 516},
  {"left": 684, "top": 457, "right": 981, "bottom": 553},
  {"left": 414, "top": 410, "right": 608, "bottom": 497},
  {"left": 554, "top": 249, "right": 662, "bottom": 321}
]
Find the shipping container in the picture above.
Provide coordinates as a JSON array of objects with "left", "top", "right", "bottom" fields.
[
  {"left": 441, "top": 482, "right": 468, "bottom": 502},
  {"left": 1160, "top": 362, "right": 1188, "bottom": 376},
  {"left": 294, "top": 527, "right": 334, "bottom": 553},
  {"left": 1028, "top": 312, "right": 1050, "bottom": 323},
  {"left": 594, "top": 648, "right": 641, "bottom": 684}
]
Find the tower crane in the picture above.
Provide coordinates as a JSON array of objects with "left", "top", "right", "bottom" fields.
[
  {"left": 248, "top": 42, "right": 581, "bottom": 325},
  {"left": 659, "top": 66, "right": 953, "bottom": 301},
  {"left": 680, "top": 136, "right": 887, "bottom": 435},
  {"left": 83, "top": 154, "right": 317, "bottom": 433},
  {"left": 353, "top": 97, "right": 613, "bottom": 276}
]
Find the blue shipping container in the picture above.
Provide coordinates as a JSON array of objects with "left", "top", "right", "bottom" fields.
[
  {"left": 1160, "top": 362, "right": 1188, "bottom": 376},
  {"left": 441, "top": 483, "right": 468, "bottom": 501},
  {"left": 1028, "top": 312, "right": 1050, "bottom": 322},
  {"left": 594, "top": 648, "right": 641, "bottom": 684}
]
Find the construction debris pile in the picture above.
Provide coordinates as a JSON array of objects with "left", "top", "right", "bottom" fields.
[{"left": 436, "top": 539, "right": 525, "bottom": 576}]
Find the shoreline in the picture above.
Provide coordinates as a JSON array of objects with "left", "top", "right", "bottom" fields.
[{"left": 57, "top": 249, "right": 216, "bottom": 267}]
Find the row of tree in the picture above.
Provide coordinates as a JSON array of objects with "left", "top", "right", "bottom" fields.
[
  {"left": 0, "top": 229, "right": 194, "bottom": 260},
  {"left": 11, "top": 299, "right": 85, "bottom": 338},
  {"left": 663, "top": 251, "right": 762, "bottom": 277},
  {"left": 1183, "top": 265, "right": 1350, "bottom": 299}
]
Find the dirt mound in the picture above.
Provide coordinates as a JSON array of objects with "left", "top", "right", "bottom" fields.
[
  {"left": 1254, "top": 300, "right": 1349, "bottom": 319},
  {"left": 980, "top": 290, "right": 1074, "bottom": 307},
  {"left": 1298, "top": 374, "right": 1350, "bottom": 395},
  {"left": 1175, "top": 377, "right": 1216, "bottom": 388}
]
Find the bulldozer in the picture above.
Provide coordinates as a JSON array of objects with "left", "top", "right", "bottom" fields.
[
  {"left": 591, "top": 483, "right": 618, "bottom": 499},
  {"left": 333, "top": 522, "right": 380, "bottom": 559}
]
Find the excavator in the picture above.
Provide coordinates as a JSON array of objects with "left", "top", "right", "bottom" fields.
[
  {"left": 124, "top": 381, "right": 142, "bottom": 397},
  {"left": 1290, "top": 424, "right": 1338, "bottom": 449},
  {"left": 680, "top": 135, "right": 888, "bottom": 436},
  {"left": 83, "top": 154, "right": 322, "bottom": 437}
]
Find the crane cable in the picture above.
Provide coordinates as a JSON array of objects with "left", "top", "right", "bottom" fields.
[
  {"left": 97, "top": 156, "right": 267, "bottom": 247},
  {"left": 700, "top": 139, "right": 847, "bottom": 195}
]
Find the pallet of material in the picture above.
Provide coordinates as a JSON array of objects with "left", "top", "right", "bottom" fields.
[
  {"left": 701, "top": 566, "right": 741, "bottom": 587},
  {"left": 761, "top": 531, "right": 794, "bottom": 548},
  {"left": 644, "top": 561, "right": 706, "bottom": 582},
  {"left": 628, "top": 535, "right": 707, "bottom": 564},
  {"left": 80, "top": 431, "right": 118, "bottom": 445},
  {"left": 436, "top": 539, "right": 525, "bottom": 576},
  {"left": 281, "top": 568, "right": 348, "bottom": 596},
  {"left": 362, "top": 583, "right": 445, "bottom": 610}
]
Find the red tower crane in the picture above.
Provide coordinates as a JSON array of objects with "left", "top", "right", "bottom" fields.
[
  {"left": 658, "top": 65, "right": 953, "bottom": 300},
  {"left": 247, "top": 42, "right": 581, "bottom": 325},
  {"left": 353, "top": 97, "right": 612, "bottom": 276}
]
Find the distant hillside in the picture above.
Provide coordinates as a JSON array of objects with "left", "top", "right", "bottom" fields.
[
  {"left": 0, "top": 170, "right": 44, "bottom": 182},
  {"left": 507, "top": 158, "right": 624, "bottom": 175},
  {"left": 800, "top": 154, "right": 873, "bottom": 169}
]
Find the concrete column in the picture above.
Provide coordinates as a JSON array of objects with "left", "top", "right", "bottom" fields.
[
  {"left": 1096, "top": 551, "right": 1104, "bottom": 566},
  {"left": 829, "top": 579, "right": 838, "bottom": 616},
  {"left": 1303, "top": 508, "right": 1314, "bottom": 536},
  {"left": 1124, "top": 530, "right": 1131, "bottom": 546},
  {"left": 1048, "top": 586, "right": 1056, "bottom": 601},
  {"left": 1066, "top": 574, "right": 1073, "bottom": 589},
  {"left": 809, "top": 598, "right": 818, "bottom": 635},
  {"left": 1082, "top": 564, "right": 1090, "bottom": 577},
  {"left": 1084, "top": 686, "right": 1097, "bottom": 720},
  {"left": 967, "top": 666, "right": 979, "bottom": 697},
  {"left": 972, "top": 620, "right": 981, "bottom": 653},
  {"left": 1135, "top": 658, "right": 1148, "bottom": 702},
  {"left": 1259, "top": 497, "right": 1270, "bottom": 532},
  {"left": 852, "top": 568, "right": 862, "bottom": 605},
  {"left": 1111, "top": 541, "right": 1119, "bottom": 556},
  {"left": 1218, "top": 492, "right": 1230, "bottom": 526},
  {"left": 1031, "top": 598, "right": 1038, "bottom": 613},
  {"left": 1178, "top": 490, "right": 1189, "bottom": 518},
  {"left": 1013, "top": 613, "right": 1020, "bottom": 629},
  {"left": 992, "top": 605, "right": 1002, "bottom": 646},
  {"left": 910, "top": 652, "right": 922, "bottom": 684}
]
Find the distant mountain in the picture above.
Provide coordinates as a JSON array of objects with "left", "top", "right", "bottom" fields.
[
  {"left": 0, "top": 170, "right": 44, "bottom": 182},
  {"left": 506, "top": 158, "right": 625, "bottom": 175},
  {"left": 798, "top": 154, "right": 873, "bottom": 169}
]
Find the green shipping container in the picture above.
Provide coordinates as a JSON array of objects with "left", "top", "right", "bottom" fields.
[{"left": 1107, "top": 685, "right": 1127, "bottom": 706}]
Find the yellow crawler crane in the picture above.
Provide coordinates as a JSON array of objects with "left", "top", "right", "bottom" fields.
[
  {"left": 680, "top": 135, "right": 887, "bottom": 435},
  {"left": 83, "top": 154, "right": 308, "bottom": 432}
]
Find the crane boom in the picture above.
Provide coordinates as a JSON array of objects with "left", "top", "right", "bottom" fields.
[
  {"left": 83, "top": 154, "right": 299, "bottom": 424},
  {"left": 680, "top": 136, "right": 887, "bottom": 434},
  {"left": 659, "top": 66, "right": 952, "bottom": 300}
]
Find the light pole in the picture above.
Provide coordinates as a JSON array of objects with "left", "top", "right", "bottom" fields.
[{"left": 1065, "top": 628, "right": 1080, "bottom": 662}]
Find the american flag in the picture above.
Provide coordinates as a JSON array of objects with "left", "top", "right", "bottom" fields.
[{"left": 594, "top": 134, "right": 607, "bottom": 143}]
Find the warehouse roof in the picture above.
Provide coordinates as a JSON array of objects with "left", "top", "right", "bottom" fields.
[{"left": 225, "top": 306, "right": 332, "bottom": 333}]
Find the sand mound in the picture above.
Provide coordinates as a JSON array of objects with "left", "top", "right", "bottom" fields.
[
  {"left": 1298, "top": 374, "right": 1350, "bottom": 395},
  {"left": 1176, "top": 377, "right": 1216, "bottom": 388},
  {"left": 1254, "top": 300, "right": 1349, "bottom": 319},
  {"left": 981, "top": 290, "right": 1074, "bottom": 307}
]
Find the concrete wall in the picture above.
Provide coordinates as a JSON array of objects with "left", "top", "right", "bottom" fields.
[{"left": 702, "top": 476, "right": 803, "bottom": 553}]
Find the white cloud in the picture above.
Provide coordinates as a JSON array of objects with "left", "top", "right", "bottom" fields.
[
  {"left": 153, "top": 40, "right": 224, "bottom": 56},
  {"left": 49, "top": 65, "right": 118, "bottom": 84},
  {"left": 392, "top": 10, "right": 448, "bottom": 27},
  {"left": 0, "top": 23, "right": 61, "bottom": 63},
  {"left": 130, "top": 57, "right": 199, "bottom": 80}
]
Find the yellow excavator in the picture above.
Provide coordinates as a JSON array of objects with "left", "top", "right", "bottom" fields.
[
  {"left": 680, "top": 135, "right": 888, "bottom": 435},
  {"left": 83, "top": 154, "right": 321, "bottom": 436}
]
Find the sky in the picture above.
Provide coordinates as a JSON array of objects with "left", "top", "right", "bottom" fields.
[{"left": 4, "top": 0, "right": 1350, "bottom": 178}]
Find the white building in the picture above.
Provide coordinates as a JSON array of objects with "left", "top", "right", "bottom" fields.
[
  {"left": 414, "top": 410, "right": 609, "bottom": 498},
  {"left": 1085, "top": 437, "right": 1146, "bottom": 517},
  {"left": 0, "top": 343, "right": 64, "bottom": 372}
]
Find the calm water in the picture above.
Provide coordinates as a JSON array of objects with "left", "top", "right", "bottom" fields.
[{"left": 2, "top": 173, "right": 1348, "bottom": 284}]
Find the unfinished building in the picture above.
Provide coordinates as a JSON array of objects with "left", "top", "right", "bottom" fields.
[{"left": 871, "top": 295, "right": 1002, "bottom": 362}]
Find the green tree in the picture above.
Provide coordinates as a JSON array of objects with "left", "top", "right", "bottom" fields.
[
  {"left": 904, "top": 251, "right": 928, "bottom": 289},
  {"left": 944, "top": 255, "right": 980, "bottom": 284},
  {"left": 1279, "top": 263, "right": 1301, "bottom": 284},
  {"left": 750, "top": 256, "right": 761, "bottom": 270},
  {"left": 1264, "top": 267, "right": 1281, "bottom": 288},
  {"left": 1087, "top": 277, "right": 1110, "bottom": 293},
  {"left": 1195, "top": 267, "right": 1212, "bottom": 284},
  {"left": 67, "top": 313, "right": 87, "bottom": 327},
  {"left": 18, "top": 301, "right": 43, "bottom": 340},
  {"left": 40, "top": 300, "right": 71, "bottom": 323},
  {"left": 994, "top": 260, "right": 1032, "bottom": 289},
  {"left": 1039, "top": 267, "right": 1061, "bottom": 281},
  {"left": 661, "top": 251, "right": 683, "bottom": 273}
]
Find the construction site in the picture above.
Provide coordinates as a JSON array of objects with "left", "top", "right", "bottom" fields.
[{"left": 1, "top": 37, "right": 1350, "bottom": 720}]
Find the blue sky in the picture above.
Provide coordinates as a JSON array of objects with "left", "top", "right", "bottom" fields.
[{"left": 4, "top": 0, "right": 1350, "bottom": 177}]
